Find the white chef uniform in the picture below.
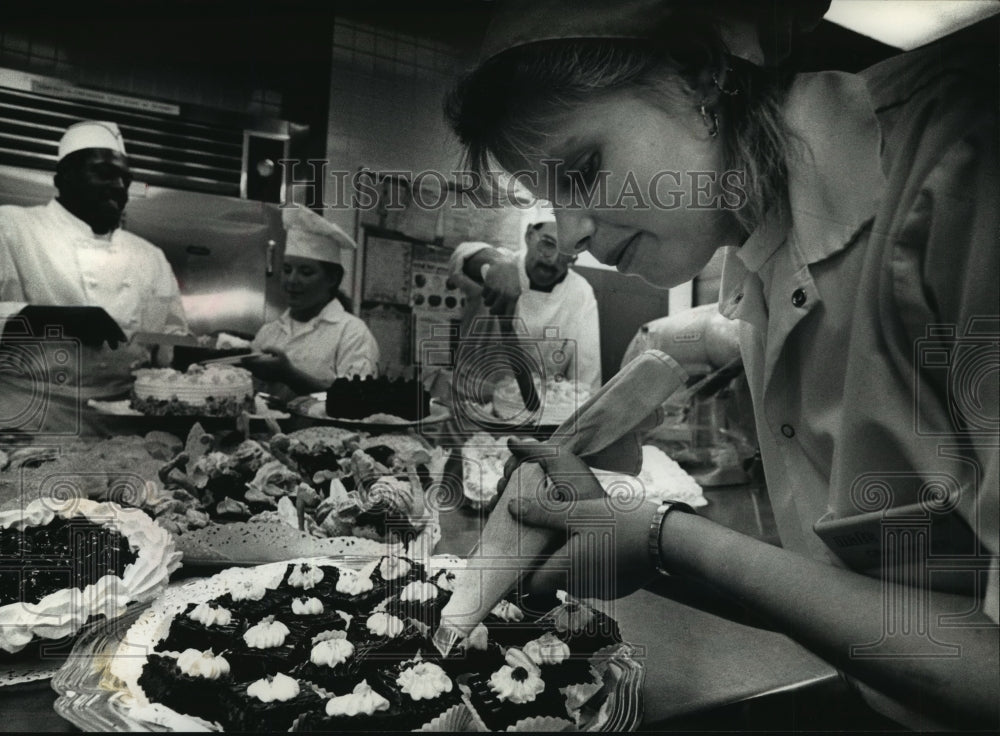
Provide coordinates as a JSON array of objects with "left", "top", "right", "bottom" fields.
[
  {"left": 251, "top": 206, "right": 379, "bottom": 388},
  {"left": 252, "top": 298, "right": 380, "bottom": 384},
  {"left": 0, "top": 121, "right": 188, "bottom": 435},
  {"left": 448, "top": 243, "right": 602, "bottom": 394}
]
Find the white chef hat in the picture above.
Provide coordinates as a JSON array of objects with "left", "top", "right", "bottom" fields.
[
  {"left": 282, "top": 206, "right": 357, "bottom": 265},
  {"left": 58, "top": 121, "right": 127, "bottom": 161},
  {"left": 523, "top": 200, "right": 557, "bottom": 230}
]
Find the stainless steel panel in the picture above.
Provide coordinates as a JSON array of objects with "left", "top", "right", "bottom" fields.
[
  {"left": 123, "top": 187, "right": 282, "bottom": 336},
  {"left": 0, "top": 164, "right": 282, "bottom": 337}
]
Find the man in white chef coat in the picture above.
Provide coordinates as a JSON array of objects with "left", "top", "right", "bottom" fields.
[
  {"left": 448, "top": 204, "right": 602, "bottom": 398},
  {"left": 0, "top": 120, "right": 188, "bottom": 436}
]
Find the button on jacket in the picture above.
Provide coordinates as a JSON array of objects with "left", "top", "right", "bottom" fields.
[
  {"left": 252, "top": 298, "right": 380, "bottom": 385},
  {"left": 718, "top": 19, "right": 998, "bottom": 726}
]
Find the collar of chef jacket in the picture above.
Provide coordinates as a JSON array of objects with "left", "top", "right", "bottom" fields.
[
  {"left": 48, "top": 198, "right": 115, "bottom": 243},
  {"left": 275, "top": 297, "right": 348, "bottom": 332},
  {"left": 719, "top": 70, "right": 886, "bottom": 340}
]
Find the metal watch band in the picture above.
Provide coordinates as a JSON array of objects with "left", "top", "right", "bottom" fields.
[{"left": 648, "top": 501, "right": 697, "bottom": 576}]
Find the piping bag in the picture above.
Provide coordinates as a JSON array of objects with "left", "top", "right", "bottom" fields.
[{"left": 432, "top": 348, "right": 688, "bottom": 656}]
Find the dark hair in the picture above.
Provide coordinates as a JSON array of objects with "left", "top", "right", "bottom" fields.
[
  {"left": 321, "top": 262, "right": 355, "bottom": 313},
  {"left": 445, "top": 8, "right": 795, "bottom": 234}
]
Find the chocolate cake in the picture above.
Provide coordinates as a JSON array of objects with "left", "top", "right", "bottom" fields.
[
  {"left": 156, "top": 601, "right": 246, "bottom": 654},
  {"left": 291, "top": 636, "right": 365, "bottom": 693},
  {"left": 224, "top": 616, "right": 307, "bottom": 681},
  {"left": 0, "top": 517, "right": 136, "bottom": 607},
  {"left": 137, "top": 556, "right": 616, "bottom": 732},
  {"left": 464, "top": 648, "right": 570, "bottom": 731},
  {"left": 367, "top": 657, "right": 463, "bottom": 725},
  {"left": 429, "top": 622, "right": 506, "bottom": 680},
  {"left": 325, "top": 375, "right": 430, "bottom": 421},
  {"left": 293, "top": 679, "right": 404, "bottom": 732},
  {"left": 137, "top": 650, "right": 233, "bottom": 724},
  {"left": 543, "top": 599, "right": 623, "bottom": 656},
  {"left": 0, "top": 498, "right": 178, "bottom": 655},
  {"left": 220, "top": 673, "right": 323, "bottom": 732}
]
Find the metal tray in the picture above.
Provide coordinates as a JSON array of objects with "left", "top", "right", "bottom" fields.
[{"left": 52, "top": 556, "right": 644, "bottom": 732}]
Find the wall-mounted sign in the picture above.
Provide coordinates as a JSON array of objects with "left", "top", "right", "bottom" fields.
[{"left": 31, "top": 80, "right": 181, "bottom": 116}]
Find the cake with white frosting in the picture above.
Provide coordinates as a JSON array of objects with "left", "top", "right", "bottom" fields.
[
  {"left": 492, "top": 375, "right": 591, "bottom": 425},
  {"left": 131, "top": 364, "right": 254, "bottom": 416}
]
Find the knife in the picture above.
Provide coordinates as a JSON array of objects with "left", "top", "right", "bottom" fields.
[
  {"left": 480, "top": 263, "right": 541, "bottom": 413},
  {"left": 131, "top": 331, "right": 205, "bottom": 348},
  {"left": 496, "top": 311, "right": 541, "bottom": 413}
]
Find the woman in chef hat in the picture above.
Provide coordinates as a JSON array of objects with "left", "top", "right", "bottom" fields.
[
  {"left": 450, "top": 0, "right": 999, "bottom": 728},
  {"left": 246, "top": 206, "right": 379, "bottom": 398}
]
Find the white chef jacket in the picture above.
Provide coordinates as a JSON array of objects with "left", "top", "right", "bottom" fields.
[
  {"left": 0, "top": 199, "right": 188, "bottom": 434},
  {"left": 448, "top": 244, "right": 602, "bottom": 393},
  {"left": 0, "top": 199, "right": 187, "bottom": 338},
  {"left": 252, "top": 298, "right": 380, "bottom": 386}
]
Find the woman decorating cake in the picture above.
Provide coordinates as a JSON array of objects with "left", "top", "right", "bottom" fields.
[
  {"left": 247, "top": 206, "right": 380, "bottom": 399},
  {"left": 448, "top": 0, "right": 998, "bottom": 729}
]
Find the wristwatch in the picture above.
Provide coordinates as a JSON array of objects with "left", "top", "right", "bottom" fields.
[{"left": 648, "top": 501, "right": 697, "bottom": 576}]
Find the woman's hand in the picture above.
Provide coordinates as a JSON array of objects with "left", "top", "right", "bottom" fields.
[
  {"left": 500, "top": 438, "right": 658, "bottom": 600},
  {"left": 243, "top": 349, "right": 291, "bottom": 382}
]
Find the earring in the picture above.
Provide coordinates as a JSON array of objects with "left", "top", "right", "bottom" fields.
[
  {"left": 699, "top": 104, "right": 719, "bottom": 138},
  {"left": 712, "top": 68, "right": 739, "bottom": 96}
]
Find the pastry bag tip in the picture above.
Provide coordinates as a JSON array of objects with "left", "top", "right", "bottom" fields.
[{"left": 431, "top": 623, "right": 462, "bottom": 657}]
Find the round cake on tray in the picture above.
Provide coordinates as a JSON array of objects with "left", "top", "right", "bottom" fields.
[
  {"left": 131, "top": 364, "right": 255, "bottom": 417},
  {"left": 492, "top": 376, "right": 591, "bottom": 425}
]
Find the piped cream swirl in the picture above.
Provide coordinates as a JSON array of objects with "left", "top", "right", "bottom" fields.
[
  {"left": 489, "top": 649, "right": 545, "bottom": 704},
  {"left": 188, "top": 603, "right": 232, "bottom": 627},
  {"left": 288, "top": 564, "right": 324, "bottom": 590},
  {"left": 176, "top": 649, "right": 230, "bottom": 679},
  {"left": 335, "top": 569, "right": 374, "bottom": 596},
  {"left": 397, "top": 662, "right": 452, "bottom": 701},
  {"left": 523, "top": 632, "right": 570, "bottom": 665},
  {"left": 291, "top": 597, "right": 324, "bottom": 615},
  {"left": 400, "top": 581, "right": 438, "bottom": 603},
  {"left": 365, "top": 611, "right": 405, "bottom": 638},
  {"left": 310, "top": 638, "right": 354, "bottom": 668},
  {"left": 378, "top": 556, "right": 411, "bottom": 581},
  {"left": 243, "top": 617, "right": 290, "bottom": 649},
  {"left": 246, "top": 673, "right": 299, "bottom": 703},
  {"left": 325, "top": 680, "right": 390, "bottom": 717}
]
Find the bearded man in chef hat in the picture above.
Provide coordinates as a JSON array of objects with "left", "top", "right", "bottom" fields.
[
  {"left": 447, "top": 200, "right": 602, "bottom": 395},
  {"left": 246, "top": 206, "right": 380, "bottom": 398},
  {"left": 0, "top": 120, "right": 188, "bottom": 435},
  {"left": 424, "top": 199, "right": 601, "bottom": 422}
]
